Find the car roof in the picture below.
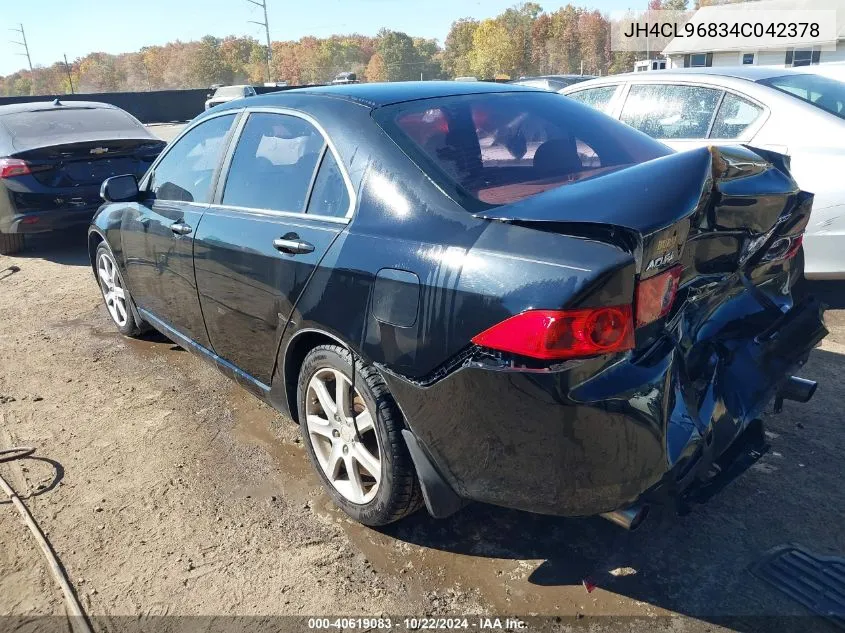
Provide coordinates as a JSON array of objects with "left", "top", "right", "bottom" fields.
[
  {"left": 273, "top": 80, "right": 543, "bottom": 108},
  {"left": 0, "top": 100, "right": 119, "bottom": 116},
  {"left": 567, "top": 66, "right": 802, "bottom": 87},
  {"left": 516, "top": 74, "right": 596, "bottom": 80}
]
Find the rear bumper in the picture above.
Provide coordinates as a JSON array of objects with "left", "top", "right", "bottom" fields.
[
  {"left": 0, "top": 206, "right": 99, "bottom": 234},
  {"left": 385, "top": 294, "right": 827, "bottom": 517}
]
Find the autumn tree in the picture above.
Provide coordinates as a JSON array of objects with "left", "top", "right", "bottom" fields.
[
  {"left": 365, "top": 52, "right": 388, "bottom": 82},
  {"left": 376, "top": 29, "right": 420, "bottom": 82},
  {"left": 442, "top": 18, "right": 479, "bottom": 78}
]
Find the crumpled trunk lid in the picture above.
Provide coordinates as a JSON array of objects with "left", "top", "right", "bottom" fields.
[{"left": 473, "top": 144, "right": 812, "bottom": 283}]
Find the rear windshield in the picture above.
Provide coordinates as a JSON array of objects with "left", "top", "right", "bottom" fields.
[
  {"left": 1, "top": 107, "right": 145, "bottom": 147},
  {"left": 375, "top": 91, "right": 670, "bottom": 208},
  {"left": 214, "top": 86, "right": 248, "bottom": 98},
  {"left": 759, "top": 74, "right": 845, "bottom": 120}
]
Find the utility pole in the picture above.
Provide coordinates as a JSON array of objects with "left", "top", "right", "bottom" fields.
[
  {"left": 63, "top": 54, "right": 74, "bottom": 94},
  {"left": 246, "top": 0, "right": 272, "bottom": 83},
  {"left": 9, "top": 23, "right": 33, "bottom": 72}
]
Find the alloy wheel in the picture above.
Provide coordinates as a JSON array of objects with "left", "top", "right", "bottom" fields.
[
  {"left": 305, "top": 368, "right": 382, "bottom": 504},
  {"left": 97, "top": 251, "right": 129, "bottom": 328}
]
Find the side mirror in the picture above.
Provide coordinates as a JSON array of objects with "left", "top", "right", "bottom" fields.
[{"left": 101, "top": 174, "right": 139, "bottom": 203}]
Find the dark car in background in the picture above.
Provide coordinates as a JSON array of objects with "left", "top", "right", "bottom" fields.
[
  {"left": 89, "top": 82, "right": 824, "bottom": 529},
  {"left": 0, "top": 100, "right": 165, "bottom": 255},
  {"left": 508, "top": 74, "right": 595, "bottom": 91},
  {"left": 205, "top": 85, "right": 257, "bottom": 110}
]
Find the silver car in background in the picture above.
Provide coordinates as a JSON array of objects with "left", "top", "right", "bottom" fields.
[
  {"left": 562, "top": 67, "right": 845, "bottom": 279},
  {"left": 204, "top": 84, "right": 257, "bottom": 110}
]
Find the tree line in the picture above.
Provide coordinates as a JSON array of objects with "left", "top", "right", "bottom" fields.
[{"left": 0, "top": 0, "right": 716, "bottom": 97}]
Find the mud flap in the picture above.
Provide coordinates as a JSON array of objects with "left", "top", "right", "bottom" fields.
[{"left": 402, "top": 430, "right": 465, "bottom": 519}]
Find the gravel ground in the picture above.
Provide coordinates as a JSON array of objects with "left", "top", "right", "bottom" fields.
[{"left": 0, "top": 121, "right": 842, "bottom": 632}]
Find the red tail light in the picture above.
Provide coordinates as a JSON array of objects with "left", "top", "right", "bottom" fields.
[
  {"left": 636, "top": 265, "right": 682, "bottom": 327},
  {"left": 471, "top": 306, "right": 634, "bottom": 361},
  {"left": 0, "top": 158, "right": 51, "bottom": 179}
]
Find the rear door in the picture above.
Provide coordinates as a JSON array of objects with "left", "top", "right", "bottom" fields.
[
  {"left": 123, "top": 112, "right": 239, "bottom": 348},
  {"left": 193, "top": 109, "right": 353, "bottom": 387}
]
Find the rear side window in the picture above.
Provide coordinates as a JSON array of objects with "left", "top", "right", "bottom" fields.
[
  {"left": 620, "top": 84, "right": 722, "bottom": 139},
  {"left": 222, "top": 112, "right": 325, "bottom": 212},
  {"left": 710, "top": 93, "right": 764, "bottom": 139},
  {"left": 150, "top": 113, "right": 236, "bottom": 203},
  {"left": 376, "top": 91, "right": 669, "bottom": 208},
  {"left": 307, "top": 150, "right": 350, "bottom": 218},
  {"left": 759, "top": 73, "right": 845, "bottom": 120},
  {"left": 567, "top": 86, "right": 618, "bottom": 114}
]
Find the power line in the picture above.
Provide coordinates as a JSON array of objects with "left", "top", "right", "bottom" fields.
[
  {"left": 245, "top": 0, "right": 272, "bottom": 83},
  {"left": 9, "top": 23, "right": 33, "bottom": 72}
]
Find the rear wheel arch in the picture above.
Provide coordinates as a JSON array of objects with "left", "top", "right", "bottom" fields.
[{"left": 282, "top": 329, "right": 354, "bottom": 423}]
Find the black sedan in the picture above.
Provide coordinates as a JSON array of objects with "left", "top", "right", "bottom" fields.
[
  {"left": 89, "top": 82, "right": 825, "bottom": 529},
  {"left": 0, "top": 100, "right": 164, "bottom": 254}
]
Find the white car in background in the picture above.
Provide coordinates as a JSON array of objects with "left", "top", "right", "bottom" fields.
[
  {"left": 562, "top": 67, "right": 845, "bottom": 279},
  {"left": 205, "top": 85, "right": 257, "bottom": 110}
]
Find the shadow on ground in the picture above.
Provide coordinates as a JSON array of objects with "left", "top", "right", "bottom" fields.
[
  {"left": 13, "top": 227, "right": 90, "bottom": 267},
  {"left": 377, "top": 345, "right": 845, "bottom": 633}
]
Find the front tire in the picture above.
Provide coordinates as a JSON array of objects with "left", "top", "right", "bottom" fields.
[
  {"left": 0, "top": 233, "right": 24, "bottom": 256},
  {"left": 297, "top": 344, "right": 423, "bottom": 526},
  {"left": 95, "top": 242, "right": 144, "bottom": 337}
]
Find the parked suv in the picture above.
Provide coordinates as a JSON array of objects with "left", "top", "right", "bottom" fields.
[{"left": 563, "top": 67, "right": 845, "bottom": 280}]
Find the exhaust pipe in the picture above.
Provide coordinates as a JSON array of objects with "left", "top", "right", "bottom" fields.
[
  {"left": 778, "top": 376, "right": 817, "bottom": 404},
  {"left": 600, "top": 505, "right": 649, "bottom": 531}
]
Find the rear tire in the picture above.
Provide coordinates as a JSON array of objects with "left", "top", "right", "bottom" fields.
[
  {"left": 0, "top": 233, "right": 24, "bottom": 256},
  {"left": 297, "top": 344, "right": 423, "bottom": 526},
  {"left": 95, "top": 242, "right": 145, "bottom": 337}
]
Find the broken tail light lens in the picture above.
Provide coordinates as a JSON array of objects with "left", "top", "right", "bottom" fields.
[
  {"left": 471, "top": 306, "right": 635, "bottom": 361},
  {"left": 635, "top": 265, "right": 682, "bottom": 327},
  {"left": 0, "top": 158, "right": 51, "bottom": 179}
]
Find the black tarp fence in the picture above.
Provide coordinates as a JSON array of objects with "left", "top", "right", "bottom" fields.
[{"left": 0, "top": 85, "right": 319, "bottom": 124}]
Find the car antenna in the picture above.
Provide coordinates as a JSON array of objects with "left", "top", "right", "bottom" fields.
[{"left": 53, "top": 98, "right": 62, "bottom": 106}]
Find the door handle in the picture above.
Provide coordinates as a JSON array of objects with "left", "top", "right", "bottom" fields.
[
  {"left": 273, "top": 237, "right": 315, "bottom": 255},
  {"left": 170, "top": 221, "right": 192, "bottom": 236}
]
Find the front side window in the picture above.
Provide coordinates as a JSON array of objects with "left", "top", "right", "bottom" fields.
[
  {"left": 759, "top": 73, "right": 845, "bottom": 120},
  {"left": 566, "top": 86, "right": 618, "bottom": 114},
  {"left": 150, "top": 113, "right": 236, "bottom": 203},
  {"left": 222, "top": 112, "right": 325, "bottom": 212},
  {"left": 620, "top": 84, "right": 721, "bottom": 140},
  {"left": 376, "top": 91, "right": 669, "bottom": 208},
  {"left": 710, "top": 93, "right": 764, "bottom": 139}
]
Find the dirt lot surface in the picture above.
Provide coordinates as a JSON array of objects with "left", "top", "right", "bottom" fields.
[{"left": 0, "top": 123, "right": 842, "bottom": 632}]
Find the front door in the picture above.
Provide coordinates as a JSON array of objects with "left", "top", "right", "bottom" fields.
[
  {"left": 123, "top": 112, "right": 239, "bottom": 348},
  {"left": 194, "top": 111, "right": 353, "bottom": 386}
]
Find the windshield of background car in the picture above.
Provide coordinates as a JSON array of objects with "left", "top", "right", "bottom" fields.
[
  {"left": 759, "top": 74, "right": 845, "bottom": 120},
  {"left": 214, "top": 86, "right": 248, "bottom": 98},
  {"left": 375, "top": 91, "right": 670, "bottom": 207}
]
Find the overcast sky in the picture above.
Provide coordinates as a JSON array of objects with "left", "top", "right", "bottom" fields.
[{"left": 0, "top": 0, "right": 638, "bottom": 75}]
